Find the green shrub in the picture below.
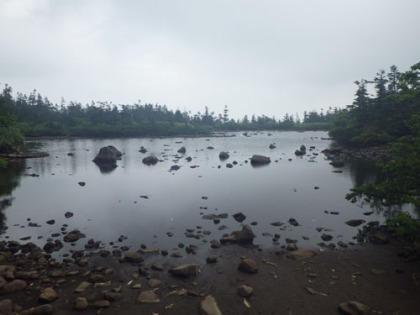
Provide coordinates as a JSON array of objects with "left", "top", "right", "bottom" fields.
[{"left": 386, "top": 211, "right": 420, "bottom": 244}]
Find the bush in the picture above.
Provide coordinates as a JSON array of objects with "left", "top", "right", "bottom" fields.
[{"left": 386, "top": 211, "right": 420, "bottom": 244}]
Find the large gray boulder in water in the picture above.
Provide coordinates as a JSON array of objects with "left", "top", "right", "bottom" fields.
[{"left": 92, "top": 146, "right": 121, "bottom": 170}]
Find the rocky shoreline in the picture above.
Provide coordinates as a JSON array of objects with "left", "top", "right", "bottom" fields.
[{"left": 1, "top": 220, "right": 419, "bottom": 315}]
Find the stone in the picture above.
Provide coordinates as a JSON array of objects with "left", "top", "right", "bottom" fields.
[
  {"left": 219, "top": 151, "right": 229, "bottom": 160},
  {"left": 206, "top": 255, "right": 218, "bottom": 264},
  {"left": 63, "top": 230, "right": 85, "bottom": 242},
  {"left": 369, "top": 233, "right": 389, "bottom": 244},
  {"left": 92, "top": 146, "right": 120, "bottom": 169},
  {"left": 287, "top": 249, "right": 317, "bottom": 260},
  {"left": 237, "top": 284, "right": 253, "bottom": 297},
  {"left": 337, "top": 301, "right": 375, "bottom": 315},
  {"left": 232, "top": 212, "right": 246, "bottom": 223},
  {"left": 220, "top": 225, "right": 255, "bottom": 244},
  {"left": 148, "top": 279, "right": 161, "bottom": 288},
  {"left": 19, "top": 305, "right": 54, "bottom": 315},
  {"left": 345, "top": 220, "right": 366, "bottom": 227},
  {"left": 122, "top": 251, "right": 144, "bottom": 263},
  {"left": 331, "top": 160, "right": 345, "bottom": 167},
  {"left": 103, "top": 291, "right": 122, "bottom": 301},
  {"left": 178, "top": 146, "right": 186, "bottom": 154},
  {"left": 142, "top": 155, "right": 159, "bottom": 165},
  {"left": 74, "top": 297, "right": 88, "bottom": 310},
  {"left": 39, "top": 287, "right": 58, "bottom": 302},
  {"left": 136, "top": 290, "right": 160, "bottom": 304},
  {"left": 0, "top": 279, "right": 27, "bottom": 295},
  {"left": 64, "top": 211, "right": 74, "bottom": 218},
  {"left": 0, "top": 299, "right": 13, "bottom": 315},
  {"left": 139, "top": 146, "right": 147, "bottom": 153},
  {"left": 238, "top": 258, "right": 258, "bottom": 274},
  {"left": 46, "top": 220, "right": 55, "bottom": 225},
  {"left": 287, "top": 243, "right": 298, "bottom": 251},
  {"left": 289, "top": 218, "right": 299, "bottom": 226},
  {"left": 200, "top": 295, "right": 222, "bottom": 315},
  {"left": 250, "top": 155, "right": 271, "bottom": 165},
  {"left": 94, "top": 300, "right": 110, "bottom": 308},
  {"left": 169, "top": 264, "right": 200, "bottom": 278},
  {"left": 321, "top": 234, "right": 333, "bottom": 241},
  {"left": 74, "top": 281, "right": 91, "bottom": 293}
]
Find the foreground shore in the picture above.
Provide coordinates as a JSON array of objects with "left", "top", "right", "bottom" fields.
[{"left": 1, "top": 238, "right": 419, "bottom": 315}]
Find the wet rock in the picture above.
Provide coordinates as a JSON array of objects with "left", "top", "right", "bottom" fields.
[
  {"left": 64, "top": 211, "right": 73, "bottom": 218},
  {"left": 287, "top": 249, "right": 317, "bottom": 260},
  {"left": 269, "top": 144, "right": 276, "bottom": 149},
  {"left": 63, "top": 230, "right": 85, "bottom": 243},
  {"left": 93, "top": 146, "right": 121, "bottom": 168},
  {"left": 289, "top": 218, "right": 299, "bottom": 226},
  {"left": 295, "top": 149, "right": 305, "bottom": 156},
  {"left": 270, "top": 221, "right": 284, "bottom": 227},
  {"left": 287, "top": 243, "right": 298, "bottom": 251},
  {"left": 201, "top": 295, "right": 222, "bottom": 315},
  {"left": 20, "top": 304, "right": 54, "bottom": 315},
  {"left": 169, "top": 264, "right": 200, "bottom": 278},
  {"left": 39, "top": 287, "right": 58, "bottom": 303},
  {"left": 177, "top": 146, "right": 186, "bottom": 154},
  {"left": 207, "top": 146, "right": 214, "bottom": 150},
  {"left": 121, "top": 252, "right": 144, "bottom": 263},
  {"left": 0, "top": 279, "right": 27, "bottom": 295},
  {"left": 139, "top": 146, "right": 147, "bottom": 153},
  {"left": 219, "top": 152, "right": 229, "bottom": 160},
  {"left": 78, "top": 181, "right": 86, "bottom": 187},
  {"left": 250, "top": 155, "right": 271, "bottom": 165},
  {"left": 46, "top": 220, "right": 55, "bottom": 225},
  {"left": 237, "top": 284, "right": 253, "bottom": 297},
  {"left": 345, "top": 220, "right": 366, "bottom": 227},
  {"left": 238, "top": 258, "right": 258, "bottom": 274},
  {"left": 170, "top": 165, "right": 180, "bottom": 171},
  {"left": 220, "top": 225, "right": 255, "bottom": 244},
  {"left": 226, "top": 163, "right": 233, "bottom": 168},
  {"left": 142, "top": 155, "right": 158, "bottom": 165},
  {"left": 210, "top": 240, "right": 221, "bottom": 249},
  {"left": 74, "top": 297, "right": 88, "bottom": 310},
  {"left": 369, "top": 233, "right": 389, "bottom": 244},
  {"left": 337, "top": 301, "right": 375, "bottom": 314},
  {"left": 321, "top": 234, "right": 333, "bottom": 241},
  {"left": 338, "top": 241, "right": 348, "bottom": 248},
  {"left": 233, "top": 212, "right": 246, "bottom": 223},
  {"left": 136, "top": 290, "right": 160, "bottom": 304}
]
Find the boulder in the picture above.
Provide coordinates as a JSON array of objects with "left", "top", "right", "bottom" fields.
[
  {"left": 250, "top": 155, "right": 271, "bottom": 165},
  {"left": 93, "top": 146, "right": 121, "bottom": 167},
  {"left": 20, "top": 304, "right": 54, "bottom": 315},
  {"left": 220, "top": 225, "right": 255, "bottom": 244},
  {"left": 0, "top": 279, "right": 27, "bottom": 295},
  {"left": 219, "top": 152, "right": 229, "bottom": 160},
  {"left": 39, "top": 287, "right": 58, "bottom": 302},
  {"left": 0, "top": 299, "right": 13, "bottom": 315},
  {"left": 338, "top": 301, "right": 375, "bottom": 315},
  {"left": 237, "top": 285, "right": 253, "bottom": 297},
  {"left": 345, "top": 220, "right": 366, "bottom": 227},
  {"left": 169, "top": 264, "right": 200, "bottom": 278},
  {"left": 232, "top": 212, "right": 246, "bottom": 223},
  {"left": 177, "top": 146, "right": 186, "bottom": 154},
  {"left": 200, "top": 295, "right": 222, "bottom": 315},
  {"left": 142, "top": 155, "right": 158, "bottom": 165},
  {"left": 238, "top": 258, "right": 258, "bottom": 273},
  {"left": 136, "top": 290, "right": 160, "bottom": 304},
  {"left": 287, "top": 249, "right": 317, "bottom": 260}
]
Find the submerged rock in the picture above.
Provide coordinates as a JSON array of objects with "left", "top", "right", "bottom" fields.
[{"left": 219, "top": 151, "right": 229, "bottom": 160}]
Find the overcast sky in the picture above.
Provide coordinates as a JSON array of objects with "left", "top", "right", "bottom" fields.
[{"left": 1, "top": 0, "right": 419, "bottom": 120}]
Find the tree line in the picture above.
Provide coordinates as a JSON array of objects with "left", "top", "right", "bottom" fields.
[{"left": 0, "top": 84, "right": 339, "bottom": 150}]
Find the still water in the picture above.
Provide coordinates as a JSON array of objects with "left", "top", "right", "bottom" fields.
[{"left": 0, "top": 131, "right": 395, "bottom": 258}]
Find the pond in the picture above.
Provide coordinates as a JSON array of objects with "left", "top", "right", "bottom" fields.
[{"left": 0, "top": 131, "right": 399, "bottom": 259}]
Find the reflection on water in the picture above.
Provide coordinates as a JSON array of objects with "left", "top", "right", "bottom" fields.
[{"left": 0, "top": 131, "right": 416, "bottom": 258}]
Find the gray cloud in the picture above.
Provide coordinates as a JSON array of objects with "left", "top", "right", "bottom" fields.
[{"left": 1, "top": 0, "right": 419, "bottom": 119}]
